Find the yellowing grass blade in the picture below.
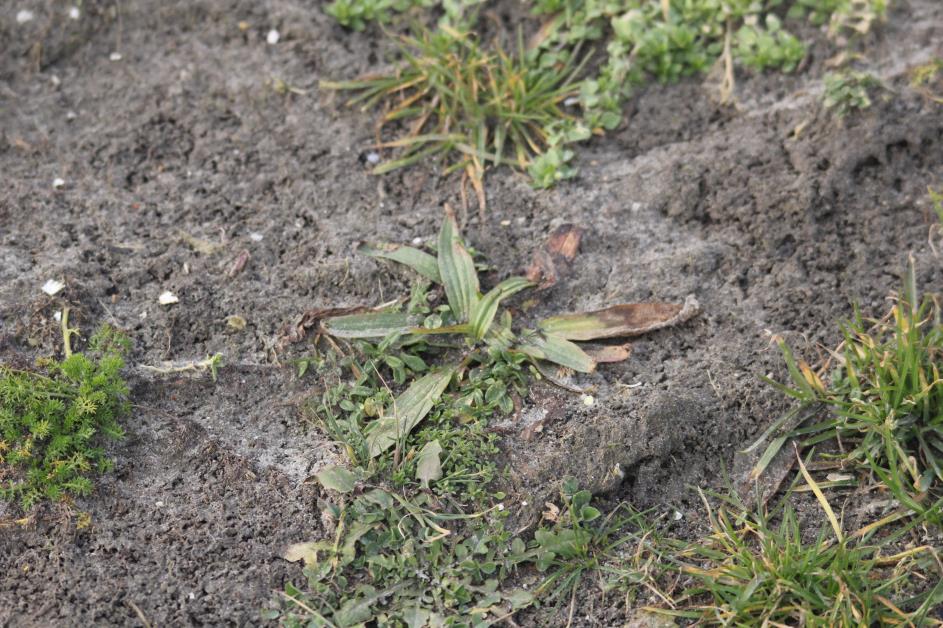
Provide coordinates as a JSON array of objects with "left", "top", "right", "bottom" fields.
[{"left": 795, "top": 447, "right": 844, "bottom": 543}]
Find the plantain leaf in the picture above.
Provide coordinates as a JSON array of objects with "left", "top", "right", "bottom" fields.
[
  {"left": 322, "top": 311, "right": 418, "bottom": 338},
  {"left": 415, "top": 439, "right": 443, "bottom": 488},
  {"left": 538, "top": 296, "right": 699, "bottom": 341},
  {"left": 517, "top": 333, "right": 596, "bottom": 373},
  {"left": 437, "top": 208, "right": 479, "bottom": 322},
  {"left": 367, "top": 369, "right": 454, "bottom": 457},
  {"left": 358, "top": 243, "right": 441, "bottom": 283},
  {"left": 315, "top": 465, "right": 359, "bottom": 493},
  {"left": 469, "top": 277, "right": 534, "bottom": 340}
]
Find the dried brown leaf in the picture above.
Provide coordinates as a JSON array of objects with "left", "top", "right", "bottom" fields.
[
  {"left": 525, "top": 224, "right": 582, "bottom": 288},
  {"left": 539, "top": 294, "right": 699, "bottom": 341}
]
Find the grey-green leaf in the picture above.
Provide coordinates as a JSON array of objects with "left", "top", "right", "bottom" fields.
[
  {"left": 358, "top": 243, "right": 441, "bottom": 283},
  {"left": 367, "top": 369, "right": 454, "bottom": 457},
  {"left": 322, "top": 311, "right": 418, "bottom": 338},
  {"left": 517, "top": 333, "right": 596, "bottom": 373},
  {"left": 315, "top": 465, "right": 358, "bottom": 493},
  {"left": 415, "top": 439, "right": 443, "bottom": 488},
  {"left": 470, "top": 277, "right": 534, "bottom": 340},
  {"left": 437, "top": 208, "right": 479, "bottom": 322}
]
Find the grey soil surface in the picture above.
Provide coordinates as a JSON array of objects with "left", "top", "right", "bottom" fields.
[{"left": 2, "top": 0, "right": 943, "bottom": 625}]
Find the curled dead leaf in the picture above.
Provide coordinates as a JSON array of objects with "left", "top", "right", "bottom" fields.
[{"left": 526, "top": 224, "right": 582, "bottom": 289}]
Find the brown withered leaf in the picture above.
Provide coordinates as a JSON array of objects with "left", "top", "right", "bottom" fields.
[
  {"left": 276, "top": 306, "right": 370, "bottom": 349},
  {"left": 539, "top": 294, "right": 699, "bottom": 341},
  {"left": 525, "top": 224, "right": 582, "bottom": 289},
  {"left": 584, "top": 343, "right": 633, "bottom": 364}
]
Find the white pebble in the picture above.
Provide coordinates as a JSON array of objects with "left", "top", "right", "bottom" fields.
[
  {"left": 581, "top": 394, "right": 595, "bottom": 407},
  {"left": 50, "top": 75, "right": 61, "bottom": 87},
  {"left": 68, "top": 6, "right": 80, "bottom": 19},
  {"left": 500, "top": 220, "right": 511, "bottom": 227},
  {"left": 16, "top": 9, "right": 34, "bottom": 24},
  {"left": 365, "top": 151, "right": 380, "bottom": 164},
  {"left": 52, "top": 177, "right": 65, "bottom": 188},
  {"left": 673, "top": 510, "right": 683, "bottom": 521},
  {"left": 411, "top": 237, "right": 422, "bottom": 246},
  {"left": 155, "top": 500, "right": 164, "bottom": 508},
  {"left": 53, "top": 310, "right": 62, "bottom": 322},
  {"left": 66, "top": 110, "right": 77, "bottom": 120},
  {"left": 109, "top": 51, "right": 122, "bottom": 61},
  {"left": 42, "top": 279, "right": 65, "bottom": 296},
  {"left": 158, "top": 291, "right": 179, "bottom": 305},
  {"left": 266, "top": 29, "right": 280, "bottom": 45},
  {"left": 249, "top": 232, "right": 264, "bottom": 242}
]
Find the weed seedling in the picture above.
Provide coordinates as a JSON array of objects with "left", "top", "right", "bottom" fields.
[
  {"left": 270, "top": 209, "right": 695, "bottom": 624},
  {"left": 0, "top": 324, "right": 131, "bottom": 509},
  {"left": 324, "top": 1, "right": 879, "bottom": 191},
  {"left": 822, "top": 70, "right": 882, "bottom": 117}
]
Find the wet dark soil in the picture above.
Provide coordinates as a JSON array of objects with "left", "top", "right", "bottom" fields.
[{"left": 2, "top": 0, "right": 942, "bottom": 625}]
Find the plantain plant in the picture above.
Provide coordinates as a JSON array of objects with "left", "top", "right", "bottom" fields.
[{"left": 312, "top": 207, "right": 697, "bottom": 460}]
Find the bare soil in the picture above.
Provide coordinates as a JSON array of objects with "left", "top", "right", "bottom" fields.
[{"left": 2, "top": 0, "right": 942, "bottom": 625}]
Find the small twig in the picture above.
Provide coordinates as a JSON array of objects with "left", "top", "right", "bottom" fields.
[{"left": 125, "top": 599, "right": 152, "bottom": 628}]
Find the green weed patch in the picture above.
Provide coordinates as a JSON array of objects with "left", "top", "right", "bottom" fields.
[
  {"left": 1, "top": 322, "right": 131, "bottom": 510},
  {"left": 322, "top": 0, "right": 888, "bottom": 194}
]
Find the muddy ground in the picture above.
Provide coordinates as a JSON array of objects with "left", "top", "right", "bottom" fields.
[{"left": 2, "top": 0, "right": 943, "bottom": 625}]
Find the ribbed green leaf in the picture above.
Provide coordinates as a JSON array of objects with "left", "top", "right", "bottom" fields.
[
  {"left": 322, "top": 311, "right": 417, "bottom": 338},
  {"left": 358, "top": 243, "right": 441, "bottom": 283},
  {"left": 470, "top": 277, "right": 534, "bottom": 340},
  {"left": 367, "top": 369, "right": 454, "bottom": 457},
  {"left": 517, "top": 333, "right": 596, "bottom": 373},
  {"left": 437, "top": 208, "right": 479, "bottom": 322}
]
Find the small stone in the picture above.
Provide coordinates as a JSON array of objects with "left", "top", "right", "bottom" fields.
[
  {"left": 109, "top": 52, "right": 122, "bottom": 61},
  {"left": 52, "top": 177, "right": 65, "bottom": 188},
  {"left": 266, "top": 29, "right": 280, "bottom": 45},
  {"left": 68, "top": 6, "right": 80, "bottom": 19},
  {"left": 365, "top": 151, "right": 380, "bottom": 164},
  {"left": 50, "top": 75, "right": 61, "bottom": 87},
  {"left": 53, "top": 310, "right": 62, "bottom": 322},
  {"left": 411, "top": 237, "right": 422, "bottom": 246},
  {"left": 500, "top": 220, "right": 511, "bottom": 227},
  {"left": 42, "top": 279, "right": 65, "bottom": 295},
  {"left": 581, "top": 394, "right": 595, "bottom": 407},
  {"left": 249, "top": 231, "right": 264, "bottom": 242},
  {"left": 66, "top": 110, "right": 77, "bottom": 120},
  {"left": 16, "top": 9, "right": 34, "bottom": 24},
  {"left": 158, "top": 291, "right": 179, "bottom": 305}
]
